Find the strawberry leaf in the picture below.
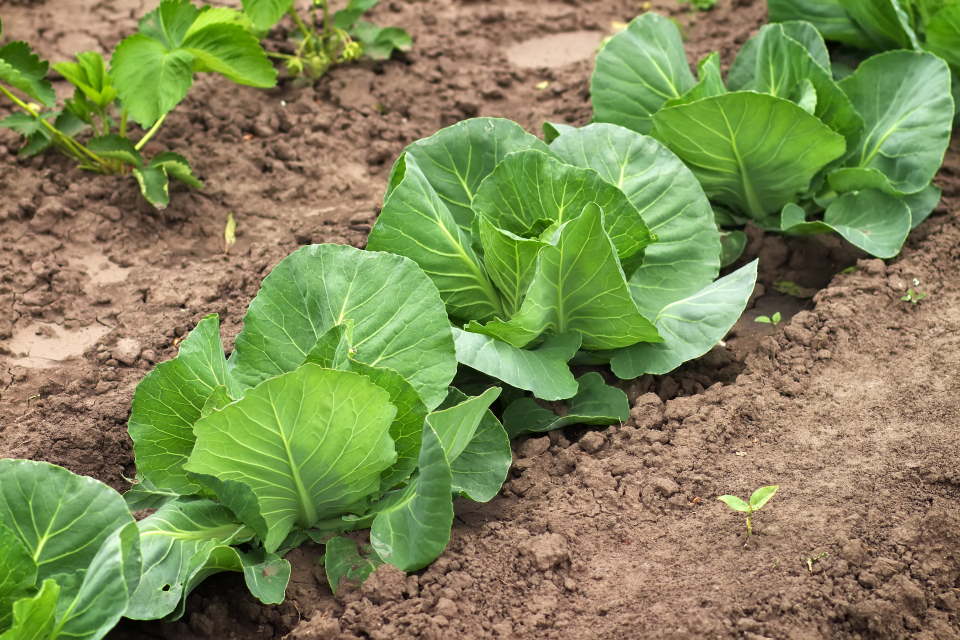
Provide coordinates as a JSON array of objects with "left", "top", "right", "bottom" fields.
[{"left": 0, "top": 40, "right": 55, "bottom": 106}]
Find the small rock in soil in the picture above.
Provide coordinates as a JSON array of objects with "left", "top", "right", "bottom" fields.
[
  {"left": 649, "top": 476, "right": 680, "bottom": 497},
  {"left": 360, "top": 565, "right": 407, "bottom": 605},
  {"left": 518, "top": 436, "right": 550, "bottom": 458},
  {"left": 629, "top": 392, "right": 664, "bottom": 430},
  {"left": 112, "top": 338, "right": 141, "bottom": 366},
  {"left": 520, "top": 533, "right": 570, "bottom": 571},
  {"left": 578, "top": 431, "right": 605, "bottom": 453}
]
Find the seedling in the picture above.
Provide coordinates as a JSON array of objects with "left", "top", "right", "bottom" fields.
[
  {"left": 0, "top": 3, "right": 276, "bottom": 208},
  {"left": 680, "top": 0, "right": 716, "bottom": 10},
  {"left": 718, "top": 485, "right": 779, "bottom": 536},
  {"left": 806, "top": 551, "right": 829, "bottom": 572},
  {"left": 242, "top": 0, "right": 412, "bottom": 80},
  {"left": 754, "top": 312, "right": 782, "bottom": 325},
  {"left": 901, "top": 288, "right": 928, "bottom": 304}
]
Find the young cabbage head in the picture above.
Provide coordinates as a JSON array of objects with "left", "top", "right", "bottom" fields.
[{"left": 718, "top": 485, "right": 779, "bottom": 536}]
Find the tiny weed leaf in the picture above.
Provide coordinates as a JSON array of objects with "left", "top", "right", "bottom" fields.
[
  {"left": 718, "top": 495, "right": 751, "bottom": 512},
  {"left": 749, "top": 485, "right": 779, "bottom": 510}
]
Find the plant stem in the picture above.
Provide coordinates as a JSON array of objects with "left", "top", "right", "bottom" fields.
[
  {"left": 0, "top": 84, "right": 109, "bottom": 170},
  {"left": 134, "top": 113, "right": 167, "bottom": 151},
  {"left": 119, "top": 108, "right": 128, "bottom": 138},
  {"left": 266, "top": 51, "right": 298, "bottom": 60},
  {"left": 288, "top": 6, "right": 315, "bottom": 43},
  {"left": 745, "top": 513, "right": 753, "bottom": 536}
]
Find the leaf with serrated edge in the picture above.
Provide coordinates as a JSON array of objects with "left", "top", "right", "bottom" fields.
[{"left": 0, "top": 41, "right": 55, "bottom": 106}]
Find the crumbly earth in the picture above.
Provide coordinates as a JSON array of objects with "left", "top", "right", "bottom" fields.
[{"left": 0, "top": 0, "right": 957, "bottom": 639}]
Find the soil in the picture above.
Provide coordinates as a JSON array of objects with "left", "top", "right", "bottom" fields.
[{"left": 0, "top": 0, "right": 957, "bottom": 639}]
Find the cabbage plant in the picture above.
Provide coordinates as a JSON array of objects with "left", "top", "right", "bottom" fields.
[
  {"left": 366, "top": 118, "right": 757, "bottom": 435},
  {"left": 0, "top": 460, "right": 141, "bottom": 640},
  {"left": 124, "top": 243, "right": 511, "bottom": 616},
  {"left": 768, "top": 0, "right": 960, "bottom": 114},
  {"left": 591, "top": 13, "right": 954, "bottom": 260}
]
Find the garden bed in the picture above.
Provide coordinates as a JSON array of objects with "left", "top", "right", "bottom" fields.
[{"left": 1, "top": 0, "right": 957, "bottom": 638}]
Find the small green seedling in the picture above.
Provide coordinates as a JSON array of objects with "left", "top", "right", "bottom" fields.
[
  {"left": 805, "top": 551, "right": 829, "bottom": 572},
  {"left": 754, "top": 312, "right": 782, "bottom": 325},
  {"left": 901, "top": 281, "right": 928, "bottom": 305},
  {"left": 680, "top": 0, "right": 717, "bottom": 10},
  {"left": 718, "top": 485, "right": 779, "bottom": 536},
  {"left": 242, "top": 0, "right": 412, "bottom": 80}
]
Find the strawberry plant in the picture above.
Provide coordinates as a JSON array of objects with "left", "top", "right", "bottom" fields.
[
  {"left": 590, "top": 13, "right": 954, "bottom": 262},
  {"left": 123, "top": 243, "right": 511, "bottom": 614},
  {"left": 0, "top": 2, "right": 276, "bottom": 208},
  {"left": 366, "top": 117, "right": 758, "bottom": 435},
  {"left": 241, "top": 0, "right": 412, "bottom": 79}
]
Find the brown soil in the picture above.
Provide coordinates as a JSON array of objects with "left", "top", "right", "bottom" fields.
[{"left": 1, "top": 1, "right": 957, "bottom": 639}]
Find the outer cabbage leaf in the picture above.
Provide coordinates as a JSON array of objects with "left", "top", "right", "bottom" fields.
[
  {"left": 767, "top": 0, "right": 869, "bottom": 48},
  {"left": 591, "top": 13, "right": 695, "bottom": 133},
  {"left": 128, "top": 314, "right": 235, "bottom": 495},
  {"left": 502, "top": 372, "right": 629, "bottom": 438},
  {"left": 609, "top": 260, "right": 758, "bottom": 378},
  {"left": 726, "top": 23, "right": 863, "bottom": 145},
  {"left": 452, "top": 329, "right": 580, "bottom": 401},
  {"left": 651, "top": 92, "right": 846, "bottom": 219},
  {"left": 839, "top": 0, "right": 918, "bottom": 49},
  {"left": 781, "top": 191, "right": 911, "bottom": 258},
  {"left": 229, "top": 244, "right": 457, "bottom": 411},
  {"left": 126, "top": 498, "right": 287, "bottom": 621},
  {"left": 838, "top": 51, "right": 953, "bottom": 195},
  {"left": 0, "top": 460, "right": 140, "bottom": 640}
]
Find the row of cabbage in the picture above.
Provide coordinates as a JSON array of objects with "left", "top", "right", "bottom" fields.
[{"left": 1, "top": 8, "right": 956, "bottom": 638}]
